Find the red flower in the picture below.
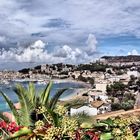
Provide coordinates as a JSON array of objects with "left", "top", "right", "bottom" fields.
[
  {"left": 75, "top": 130, "right": 81, "bottom": 140},
  {"left": 0, "top": 121, "right": 7, "bottom": 129},
  {"left": 85, "top": 130, "right": 99, "bottom": 140},
  {"left": 7, "top": 122, "right": 22, "bottom": 133}
]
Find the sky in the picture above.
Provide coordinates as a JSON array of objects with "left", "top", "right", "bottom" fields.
[{"left": 0, "top": 0, "right": 140, "bottom": 70}]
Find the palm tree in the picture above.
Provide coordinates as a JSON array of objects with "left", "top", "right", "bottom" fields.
[{"left": 0, "top": 81, "right": 67, "bottom": 127}]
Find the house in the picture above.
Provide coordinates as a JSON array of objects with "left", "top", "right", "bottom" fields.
[
  {"left": 90, "top": 101, "right": 111, "bottom": 114},
  {"left": 94, "top": 83, "right": 107, "bottom": 92},
  {"left": 70, "top": 101, "right": 111, "bottom": 116},
  {"left": 127, "top": 70, "right": 140, "bottom": 79},
  {"left": 88, "top": 93, "right": 108, "bottom": 103},
  {"left": 134, "top": 90, "right": 140, "bottom": 109},
  {"left": 70, "top": 105, "right": 97, "bottom": 116},
  {"left": 88, "top": 89, "right": 108, "bottom": 102}
]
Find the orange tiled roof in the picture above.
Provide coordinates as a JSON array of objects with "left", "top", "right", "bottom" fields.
[{"left": 90, "top": 101, "right": 104, "bottom": 108}]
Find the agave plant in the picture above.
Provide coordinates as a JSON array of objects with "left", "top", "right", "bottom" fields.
[{"left": 0, "top": 81, "right": 67, "bottom": 139}]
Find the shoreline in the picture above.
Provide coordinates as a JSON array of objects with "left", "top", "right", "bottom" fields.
[
  {"left": 0, "top": 78, "right": 91, "bottom": 103},
  {"left": 10, "top": 78, "right": 92, "bottom": 89},
  {"left": 52, "top": 78, "right": 92, "bottom": 101},
  {"left": 60, "top": 87, "right": 90, "bottom": 101},
  {"left": 52, "top": 78, "right": 91, "bottom": 88}
]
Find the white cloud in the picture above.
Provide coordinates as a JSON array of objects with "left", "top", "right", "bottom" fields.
[
  {"left": 0, "top": 36, "right": 6, "bottom": 43},
  {"left": 0, "top": 34, "right": 99, "bottom": 64},
  {"left": 0, "top": 40, "right": 49, "bottom": 62},
  {"left": 0, "top": 0, "right": 140, "bottom": 68},
  {"left": 128, "top": 49, "right": 139, "bottom": 55},
  {"left": 0, "top": 0, "right": 140, "bottom": 44},
  {"left": 85, "top": 34, "right": 98, "bottom": 55}
]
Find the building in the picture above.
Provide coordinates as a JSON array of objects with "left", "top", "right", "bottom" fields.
[{"left": 70, "top": 101, "right": 111, "bottom": 116}]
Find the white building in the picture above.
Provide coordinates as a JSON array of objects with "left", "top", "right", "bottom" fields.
[
  {"left": 95, "top": 83, "right": 107, "bottom": 92},
  {"left": 70, "top": 101, "right": 111, "bottom": 116},
  {"left": 70, "top": 105, "right": 97, "bottom": 116},
  {"left": 127, "top": 70, "right": 140, "bottom": 78}
]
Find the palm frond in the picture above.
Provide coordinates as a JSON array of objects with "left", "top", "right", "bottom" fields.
[
  {"left": 64, "top": 99, "right": 86, "bottom": 108},
  {"left": 45, "top": 106, "right": 59, "bottom": 126},
  {"left": 41, "top": 81, "right": 53, "bottom": 106},
  {"left": 13, "top": 84, "right": 34, "bottom": 126},
  {"left": 0, "top": 91, "right": 20, "bottom": 124},
  {"left": 72, "top": 112, "right": 91, "bottom": 124},
  {"left": 49, "top": 88, "right": 68, "bottom": 110},
  {"left": 0, "top": 112, "right": 10, "bottom": 122},
  {"left": 28, "top": 82, "right": 35, "bottom": 104}
]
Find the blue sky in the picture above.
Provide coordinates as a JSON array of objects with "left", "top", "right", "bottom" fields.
[{"left": 0, "top": 0, "right": 140, "bottom": 70}]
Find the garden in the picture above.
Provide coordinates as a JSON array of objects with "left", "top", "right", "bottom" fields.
[{"left": 0, "top": 82, "right": 140, "bottom": 140}]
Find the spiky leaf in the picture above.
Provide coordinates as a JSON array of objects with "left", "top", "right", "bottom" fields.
[
  {"left": 49, "top": 88, "right": 68, "bottom": 110},
  {"left": 100, "top": 132, "right": 113, "bottom": 140},
  {"left": 28, "top": 82, "right": 36, "bottom": 104},
  {"left": 0, "top": 112, "right": 10, "bottom": 122},
  {"left": 0, "top": 91, "right": 20, "bottom": 124},
  {"left": 41, "top": 81, "right": 53, "bottom": 105},
  {"left": 13, "top": 84, "right": 34, "bottom": 126}
]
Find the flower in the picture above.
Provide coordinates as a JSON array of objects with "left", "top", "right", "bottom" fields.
[
  {"left": 43, "top": 126, "right": 62, "bottom": 140},
  {"left": 0, "top": 121, "right": 7, "bottom": 129},
  {"left": 35, "top": 120, "right": 45, "bottom": 130},
  {"left": 36, "top": 106, "right": 46, "bottom": 114},
  {"left": 7, "top": 122, "right": 22, "bottom": 134},
  {"left": 54, "top": 105, "right": 67, "bottom": 116}
]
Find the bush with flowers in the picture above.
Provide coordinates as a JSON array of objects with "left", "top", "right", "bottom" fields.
[
  {"left": 1, "top": 82, "right": 140, "bottom": 140},
  {"left": 0, "top": 105, "right": 99, "bottom": 140},
  {"left": 0, "top": 82, "right": 99, "bottom": 140}
]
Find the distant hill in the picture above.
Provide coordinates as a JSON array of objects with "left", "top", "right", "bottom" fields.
[{"left": 101, "top": 55, "right": 140, "bottom": 63}]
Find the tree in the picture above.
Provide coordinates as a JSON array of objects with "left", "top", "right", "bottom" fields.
[
  {"left": 111, "top": 103, "right": 122, "bottom": 111},
  {"left": 107, "top": 69, "right": 112, "bottom": 74},
  {"left": 136, "top": 78, "right": 140, "bottom": 87},
  {"left": 0, "top": 82, "right": 67, "bottom": 127},
  {"left": 106, "top": 82, "right": 126, "bottom": 97},
  {"left": 87, "top": 77, "right": 95, "bottom": 86},
  {"left": 128, "top": 75, "right": 137, "bottom": 87}
]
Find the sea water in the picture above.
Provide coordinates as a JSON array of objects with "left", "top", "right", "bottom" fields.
[{"left": 0, "top": 81, "right": 85, "bottom": 112}]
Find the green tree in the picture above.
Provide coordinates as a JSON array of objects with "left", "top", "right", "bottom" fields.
[
  {"left": 106, "top": 82, "right": 126, "bottom": 97},
  {"left": 0, "top": 82, "right": 67, "bottom": 127}
]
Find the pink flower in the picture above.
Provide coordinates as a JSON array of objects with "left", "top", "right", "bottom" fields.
[{"left": 0, "top": 121, "right": 7, "bottom": 129}]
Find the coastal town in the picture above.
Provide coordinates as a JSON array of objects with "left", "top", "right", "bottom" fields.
[
  {"left": 1, "top": 55, "right": 140, "bottom": 119},
  {"left": 1, "top": 0, "right": 140, "bottom": 139}
]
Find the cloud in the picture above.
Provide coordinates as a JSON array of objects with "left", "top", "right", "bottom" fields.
[
  {"left": 0, "top": 0, "right": 140, "bottom": 69},
  {"left": 85, "top": 34, "right": 98, "bottom": 55},
  {"left": 128, "top": 49, "right": 139, "bottom": 55},
  {"left": 0, "top": 0, "right": 140, "bottom": 45},
  {"left": 0, "top": 34, "right": 99, "bottom": 65},
  {"left": 0, "top": 36, "right": 6, "bottom": 43},
  {"left": 0, "top": 40, "right": 49, "bottom": 62}
]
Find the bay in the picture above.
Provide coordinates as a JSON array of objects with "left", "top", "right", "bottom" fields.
[{"left": 0, "top": 80, "right": 86, "bottom": 112}]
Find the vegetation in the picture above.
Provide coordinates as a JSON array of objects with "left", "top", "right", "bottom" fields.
[
  {"left": 111, "top": 99, "right": 135, "bottom": 111},
  {"left": 95, "top": 115, "right": 140, "bottom": 140},
  {"left": 77, "top": 63, "right": 107, "bottom": 72},
  {"left": 77, "top": 74, "right": 95, "bottom": 86},
  {"left": 0, "top": 82, "right": 98, "bottom": 140},
  {"left": 0, "top": 82, "right": 140, "bottom": 139},
  {"left": 107, "top": 82, "right": 136, "bottom": 111},
  {"left": 106, "top": 82, "right": 126, "bottom": 97}
]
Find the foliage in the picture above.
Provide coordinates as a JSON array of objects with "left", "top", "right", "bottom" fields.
[
  {"left": 1, "top": 82, "right": 140, "bottom": 139},
  {"left": 95, "top": 116, "right": 140, "bottom": 140},
  {"left": 72, "top": 112, "right": 92, "bottom": 125},
  {"left": 77, "top": 74, "right": 88, "bottom": 82},
  {"left": 77, "top": 63, "right": 107, "bottom": 72},
  {"left": 77, "top": 75, "right": 95, "bottom": 86},
  {"left": 0, "top": 82, "right": 69, "bottom": 139},
  {"left": 111, "top": 100, "right": 135, "bottom": 111},
  {"left": 106, "top": 82, "right": 126, "bottom": 97}
]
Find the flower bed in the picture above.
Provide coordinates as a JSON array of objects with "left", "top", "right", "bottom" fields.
[{"left": 0, "top": 82, "right": 140, "bottom": 140}]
